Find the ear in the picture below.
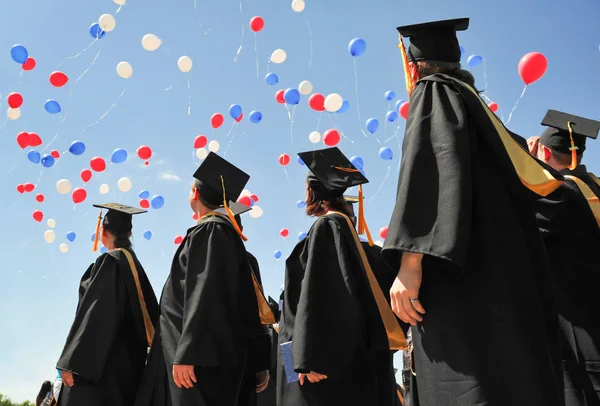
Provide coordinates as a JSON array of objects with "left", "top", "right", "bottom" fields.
[
  {"left": 542, "top": 145, "right": 552, "bottom": 161},
  {"left": 192, "top": 187, "right": 200, "bottom": 201}
]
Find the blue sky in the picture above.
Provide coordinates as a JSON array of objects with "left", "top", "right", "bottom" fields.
[{"left": 1, "top": 0, "right": 599, "bottom": 401}]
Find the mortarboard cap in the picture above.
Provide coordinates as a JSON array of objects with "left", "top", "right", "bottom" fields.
[
  {"left": 540, "top": 109, "right": 600, "bottom": 154},
  {"left": 397, "top": 18, "right": 469, "bottom": 63},
  {"left": 344, "top": 195, "right": 361, "bottom": 204},
  {"left": 193, "top": 152, "right": 250, "bottom": 207},
  {"left": 215, "top": 201, "right": 252, "bottom": 230},
  {"left": 91, "top": 203, "right": 146, "bottom": 251}
]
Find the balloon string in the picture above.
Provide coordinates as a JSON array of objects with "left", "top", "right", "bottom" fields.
[
  {"left": 57, "top": 39, "right": 97, "bottom": 68},
  {"left": 305, "top": 17, "right": 313, "bottom": 69},
  {"left": 483, "top": 58, "right": 489, "bottom": 97},
  {"left": 384, "top": 122, "right": 402, "bottom": 144},
  {"left": 224, "top": 128, "right": 238, "bottom": 157},
  {"left": 254, "top": 33, "right": 259, "bottom": 80},
  {"left": 505, "top": 85, "right": 527, "bottom": 125},
  {"left": 187, "top": 79, "right": 192, "bottom": 116},
  {"left": 328, "top": 113, "right": 354, "bottom": 144},
  {"left": 224, "top": 121, "right": 237, "bottom": 138},
  {"left": 233, "top": 0, "right": 244, "bottom": 62},
  {"left": 353, "top": 58, "right": 369, "bottom": 138},
  {"left": 116, "top": 4, "right": 123, "bottom": 13},
  {"left": 369, "top": 165, "right": 392, "bottom": 204},
  {"left": 316, "top": 112, "right": 323, "bottom": 131},
  {"left": 76, "top": 48, "right": 103, "bottom": 83},
  {"left": 82, "top": 88, "right": 127, "bottom": 132}
]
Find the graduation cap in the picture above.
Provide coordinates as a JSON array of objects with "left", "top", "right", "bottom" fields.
[
  {"left": 215, "top": 201, "right": 252, "bottom": 230},
  {"left": 540, "top": 109, "right": 600, "bottom": 170},
  {"left": 91, "top": 203, "right": 146, "bottom": 252}
]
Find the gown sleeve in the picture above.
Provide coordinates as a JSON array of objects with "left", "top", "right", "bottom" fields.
[
  {"left": 382, "top": 80, "right": 472, "bottom": 272},
  {"left": 57, "top": 254, "right": 126, "bottom": 382}
]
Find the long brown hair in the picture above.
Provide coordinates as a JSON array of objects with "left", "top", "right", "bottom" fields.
[{"left": 305, "top": 185, "right": 353, "bottom": 218}]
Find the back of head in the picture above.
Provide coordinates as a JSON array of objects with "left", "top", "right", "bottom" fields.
[
  {"left": 36, "top": 381, "right": 52, "bottom": 406},
  {"left": 416, "top": 60, "right": 476, "bottom": 88}
]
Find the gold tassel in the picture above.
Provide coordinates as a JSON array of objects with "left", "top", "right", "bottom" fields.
[
  {"left": 92, "top": 209, "right": 102, "bottom": 252},
  {"left": 567, "top": 121, "right": 578, "bottom": 171},
  {"left": 220, "top": 176, "right": 247, "bottom": 241},
  {"left": 334, "top": 167, "right": 374, "bottom": 246},
  {"left": 397, "top": 34, "right": 415, "bottom": 95}
]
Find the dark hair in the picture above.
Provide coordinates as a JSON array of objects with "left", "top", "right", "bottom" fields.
[
  {"left": 198, "top": 194, "right": 220, "bottom": 211},
  {"left": 104, "top": 228, "right": 132, "bottom": 249},
  {"left": 416, "top": 60, "right": 476, "bottom": 88},
  {"left": 36, "top": 381, "right": 52, "bottom": 406},
  {"left": 305, "top": 185, "right": 354, "bottom": 219}
]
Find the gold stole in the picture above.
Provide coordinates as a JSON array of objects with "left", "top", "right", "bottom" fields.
[{"left": 564, "top": 176, "right": 600, "bottom": 228}]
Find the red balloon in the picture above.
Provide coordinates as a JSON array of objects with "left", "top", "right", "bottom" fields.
[
  {"left": 16, "top": 132, "right": 30, "bottom": 149},
  {"left": 280, "top": 228, "right": 289, "bottom": 238},
  {"left": 22, "top": 57, "right": 36, "bottom": 71},
  {"left": 279, "top": 154, "right": 291, "bottom": 166},
  {"left": 379, "top": 226, "right": 388, "bottom": 240},
  {"left": 72, "top": 188, "right": 87, "bottom": 204},
  {"left": 16, "top": 184, "right": 25, "bottom": 194},
  {"left": 36, "top": 194, "right": 45, "bottom": 203},
  {"left": 7, "top": 93, "right": 23, "bottom": 109},
  {"left": 488, "top": 102, "right": 499, "bottom": 113},
  {"left": 28, "top": 132, "right": 42, "bottom": 147},
  {"left": 518, "top": 52, "right": 548, "bottom": 85},
  {"left": 140, "top": 199, "right": 150, "bottom": 209},
  {"left": 323, "top": 129, "right": 341, "bottom": 147},
  {"left": 399, "top": 101, "right": 410, "bottom": 120},
  {"left": 24, "top": 183, "right": 35, "bottom": 193},
  {"left": 80, "top": 169, "right": 92, "bottom": 183},
  {"left": 275, "top": 90, "right": 285, "bottom": 104},
  {"left": 194, "top": 135, "right": 208, "bottom": 149},
  {"left": 235, "top": 113, "right": 244, "bottom": 123},
  {"left": 238, "top": 196, "right": 252, "bottom": 207},
  {"left": 192, "top": 212, "right": 199, "bottom": 221},
  {"left": 90, "top": 157, "right": 106, "bottom": 172},
  {"left": 33, "top": 210, "right": 43, "bottom": 222},
  {"left": 250, "top": 16, "right": 265, "bottom": 32},
  {"left": 145, "top": 161, "right": 149, "bottom": 166},
  {"left": 308, "top": 93, "right": 325, "bottom": 111},
  {"left": 49, "top": 71, "right": 69, "bottom": 87},
  {"left": 250, "top": 194, "right": 259, "bottom": 203},
  {"left": 211, "top": 113, "right": 224, "bottom": 129},
  {"left": 50, "top": 150, "right": 60, "bottom": 159},
  {"left": 137, "top": 145, "right": 152, "bottom": 160},
  {"left": 174, "top": 235, "right": 184, "bottom": 245}
]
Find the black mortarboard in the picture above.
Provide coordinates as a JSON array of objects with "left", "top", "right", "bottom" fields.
[
  {"left": 540, "top": 109, "right": 600, "bottom": 154},
  {"left": 397, "top": 18, "right": 469, "bottom": 63},
  {"left": 215, "top": 201, "right": 251, "bottom": 229},
  {"left": 344, "top": 195, "right": 361, "bottom": 204},
  {"left": 193, "top": 152, "right": 250, "bottom": 207},
  {"left": 92, "top": 203, "right": 146, "bottom": 251}
]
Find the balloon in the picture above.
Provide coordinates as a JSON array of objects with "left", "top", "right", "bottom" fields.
[
  {"left": 249, "top": 111, "right": 262, "bottom": 123},
  {"left": 49, "top": 71, "right": 69, "bottom": 87},
  {"left": 89, "top": 23, "right": 106, "bottom": 39},
  {"left": 467, "top": 55, "right": 483, "bottom": 67},
  {"left": 249, "top": 206, "right": 263, "bottom": 219},
  {"left": 51, "top": 150, "right": 60, "bottom": 159},
  {"left": 238, "top": 196, "right": 252, "bottom": 207},
  {"left": 211, "top": 113, "right": 224, "bottom": 129},
  {"left": 47, "top": 219, "right": 56, "bottom": 229},
  {"left": 116, "top": 61, "right": 133, "bottom": 79},
  {"left": 348, "top": 38, "right": 366, "bottom": 57},
  {"left": 41, "top": 154, "right": 55, "bottom": 168},
  {"left": 399, "top": 101, "right": 410, "bottom": 120},
  {"left": 265, "top": 72, "right": 279, "bottom": 85},
  {"left": 137, "top": 145, "right": 152, "bottom": 160},
  {"left": 56, "top": 179, "right": 72, "bottom": 194},
  {"left": 208, "top": 140, "right": 220, "bottom": 153},
  {"left": 309, "top": 131, "right": 321, "bottom": 143},
  {"left": 250, "top": 194, "right": 259, "bottom": 202},
  {"left": 174, "top": 235, "right": 184, "bottom": 245},
  {"left": 99, "top": 14, "right": 116, "bottom": 32},
  {"left": 196, "top": 148, "right": 209, "bottom": 160},
  {"left": 366, "top": 118, "right": 379, "bottom": 134},
  {"left": 100, "top": 247, "right": 108, "bottom": 253},
  {"left": 337, "top": 100, "right": 350, "bottom": 113},
  {"left": 194, "top": 135, "right": 207, "bottom": 149},
  {"left": 324, "top": 93, "right": 343, "bottom": 112},
  {"left": 280, "top": 228, "right": 289, "bottom": 238},
  {"left": 16, "top": 184, "right": 24, "bottom": 194},
  {"left": 139, "top": 199, "right": 149, "bottom": 209},
  {"left": 142, "top": 34, "right": 162, "bottom": 51},
  {"left": 374, "top": 240, "right": 384, "bottom": 247},
  {"left": 143, "top": 230, "right": 152, "bottom": 240},
  {"left": 24, "top": 183, "right": 35, "bottom": 193},
  {"left": 111, "top": 148, "right": 128, "bottom": 163},
  {"left": 386, "top": 111, "right": 398, "bottom": 122},
  {"left": 518, "top": 52, "right": 548, "bottom": 85},
  {"left": 16, "top": 132, "right": 30, "bottom": 149},
  {"left": 385, "top": 90, "right": 396, "bottom": 101},
  {"left": 44, "top": 230, "right": 56, "bottom": 244},
  {"left": 275, "top": 90, "right": 285, "bottom": 104},
  {"left": 379, "top": 147, "right": 393, "bottom": 161},
  {"left": 274, "top": 250, "right": 282, "bottom": 259},
  {"left": 99, "top": 184, "right": 110, "bottom": 195},
  {"left": 298, "top": 80, "right": 313, "bottom": 95},
  {"left": 72, "top": 188, "right": 87, "bottom": 204},
  {"left": 27, "top": 150, "right": 41, "bottom": 164},
  {"left": 59, "top": 243, "right": 69, "bottom": 253},
  {"left": 22, "top": 57, "right": 36, "bottom": 71},
  {"left": 250, "top": 16, "right": 264, "bottom": 32},
  {"left": 7, "top": 108, "right": 21, "bottom": 120},
  {"left": 291, "top": 0, "right": 306, "bottom": 12},
  {"left": 66, "top": 232, "right": 76, "bottom": 242},
  {"left": 33, "top": 210, "right": 43, "bottom": 222},
  {"left": 118, "top": 177, "right": 132, "bottom": 192},
  {"left": 8, "top": 93, "right": 23, "bottom": 109},
  {"left": 460, "top": 46, "right": 465, "bottom": 60},
  {"left": 36, "top": 194, "right": 44, "bottom": 202},
  {"left": 69, "top": 141, "right": 85, "bottom": 155},
  {"left": 270, "top": 49, "right": 287, "bottom": 64},
  {"left": 80, "top": 169, "right": 92, "bottom": 183},
  {"left": 308, "top": 93, "right": 325, "bottom": 111},
  {"left": 11, "top": 45, "right": 28, "bottom": 64},
  {"left": 350, "top": 156, "right": 364, "bottom": 170},
  {"left": 323, "top": 129, "right": 341, "bottom": 147},
  {"left": 297, "top": 156, "right": 305, "bottom": 166},
  {"left": 138, "top": 190, "right": 150, "bottom": 200},
  {"left": 229, "top": 104, "right": 243, "bottom": 120},
  {"left": 284, "top": 88, "right": 300, "bottom": 105},
  {"left": 90, "top": 157, "right": 106, "bottom": 172},
  {"left": 44, "top": 100, "right": 61, "bottom": 114},
  {"left": 488, "top": 102, "right": 499, "bottom": 113},
  {"left": 114, "top": 0, "right": 126, "bottom": 5},
  {"left": 395, "top": 99, "right": 405, "bottom": 112},
  {"left": 297, "top": 200, "right": 306, "bottom": 209},
  {"left": 178, "top": 56, "right": 193, "bottom": 72},
  {"left": 151, "top": 195, "right": 165, "bottom": 209},
  {"left": 279, "top": 154, "right": 291, "bottom": 166}
]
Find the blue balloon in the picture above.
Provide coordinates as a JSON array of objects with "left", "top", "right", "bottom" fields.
[
  {"left": 111, "top": 148, "right": 128, "bottom": 164},
  {"left": 143, "top": 230, "right": 153, "bottom": 240},
  {"left": 348, "top": 38, "right": 366, "bottom": 57},
  {"left": 229, "top": 104, "right": 243, "bottom": 120},
  {"left": 249, "top": 198, "right": 255, "bottom": 207},
  {"left": 359, "top": 235, "right": 368, "bottom": 243},
  {"left": 89, "top": 23, "right": 106, "bottom": 39},
  {"left": 265, "top": 72, "right": 279, "bottom": 86},
  {"left": 366, "top": 118, "right": 379, "bottom": 134},
  {"left": 139, "top": 190, "right": 150, "bottom": 199},
  {"left": 385, "top": 90, "right": 396, "bottom": 101},
  {"left": 11, "top": 44, "right": 28, "bottom": 64},
  {"left": 66, "top": 232, "right": 76, "bottom": 242},
  {"left": 350, "top": 156, "right": 364, "bottom": 170},
  {"left": 274, "top": 250, "right": 282, "bottom": 259},
  {"left": 249, "top": 110, "right": 262, "bottom": 123},
  {"left": 41, "top": 154, "right": 55, "bottom": 168},
  {"left": 359, "top": 168, "right": 366, "bottom": 177},
  {"left": 284, "top": 88, "right": 300, "bottom": 105},
  {"left": 386, "top": 111, "right": 398, "bottom": 122},
  {"left": 467, "top": 55, "right": 483, "bottom": 67},
  {"left": 379, "top": 147, "right": 393, "bottom": 161},
  {"left": 395, "top": 99, "right": 406, "bottom": 112},
  {"left": 151, "top": 195, "right": 165, "bottom": 209},
  {"left": 44, "top": 100, "right": 61, "bottom": 114},
  {"left": 337, "top": 100, "right": 350, "bottom": 114},
  {"left": 298, "top": 232, "right": 307, "bottom": 240},
  {"left": 297, "top": 200, "right": 306, "bottom": 209},
  {"left": 297, "top": 156, "right": 305, "bottom": 166},
  {"left": 27, "top": 150, "right": 41, "bottom": 164},
  {"left": 91, "top": 233, "right": 96, "bottom": 242},
  {"left": 460, "top": 46, "right": 466, "bottom": 60},
  {"left": 100, "top": 246, "right": 108, "bottom": 254},
  {"left": 69, "top": 141, "right": 85, "bottom": 155}
]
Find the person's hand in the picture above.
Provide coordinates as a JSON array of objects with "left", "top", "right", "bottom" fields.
[
  {"left": 527, "top": 136, "right": 540, "bottom": 156},
  {"left": 390, "top": 253, "right": 426, "bottom": 326},
  {"left": 255, "top": 370, "right": 269, "bottom": 393},
  {"left": 61, "top": 371, "right": 74, "bottom": 387},
  {"left": 173, "top": 365, "right": 197, "bottom": 389},
  {"left": 298, "top": 371, "right": 328, "bottom": 385}
]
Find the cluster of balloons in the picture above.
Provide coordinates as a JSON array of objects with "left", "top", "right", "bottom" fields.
[
  {"left": 238, "top": 190, "right": 263, "bottom": 219},
  {"left": 139, "top": 190, "right": 165, "bottom": 210},
  {"left": 194, "top": 134, "right": 220, "bottom": 159}
]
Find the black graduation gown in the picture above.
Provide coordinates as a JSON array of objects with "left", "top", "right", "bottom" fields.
[
  {"left": 257, "top": 325, "right": 278, "bottom": 406},
  {"left": 135, "top": 214, "right": 266, "bottom": 406},
  {"left": 57, "top": 249, "right": 159, "bottom": 406},
  {"left": 277, "top": 214, "right": 400, "bottom": 406},
  {"left": 382, "top": 74, "right": 564, "bottom": 406},
  {"left": 536, "top": 165, "right": 600, "bottom": 405}
]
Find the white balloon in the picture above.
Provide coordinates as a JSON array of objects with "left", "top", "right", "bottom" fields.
[
  {"left": 240, "top": 189, "right": 252, "bottom": 198},
  {"left": 196, "top": 148, "right": 209, "bottom": 160},
  {"left": 117, "top": 177, "right": 132, "bottom": 192},
  {"left": 116, "top": 61, "right": 133, "bottom": 79},
  {"left": 113, "top": 0, "right": 126, "bottom": 5},
  {"left": 178, "top": 56, "right": 193, "bottom": 73},
  {"left": 270, "top": 49, "right": 287, "bottom": 64},
  {"left": 7, "top": 107, "right": 21, "bottom": 120},
  {"left": 249, "top": 205, "right": 264, "bottom": 219},
  {"left": 56, "top": 179, "right": 72, "bottom": 195},
  {"left": 47, "top": 219, "right": 56, "bottom": 229},
  {"left": 99, "top": 184, "right": 110, "bottom": 195},
  {"left": 208, "top": 140, "right": 220, "bottom": 153},
  {"left": 375, "top": 240, "right": 384, "bottom": 247},
  {"left": 298, "top": 80, "right": 313, "bottom": 95},
  {"left": 324, "top": 93, "right": 343, "bottom": 112},
  {"left": 291, "top": 0, "right": 306, "bottom": 12},
  {"left": 44, "top": 230, "right": 56, "bottom": 244},
  {"left": 59, "top": 243, "right": 69, "bottom": 253},
  {"left": 142, "top": 34, "right": 162, "bottom": 51},
  {"left": 309, "top": 131, "right": 321, "bottom": 144},
  {"left": 99, "top": 14, "right": 116, "bottom": 32}
]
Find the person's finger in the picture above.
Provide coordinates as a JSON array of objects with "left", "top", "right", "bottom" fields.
[
  {"left": 299, "top": 374, "right": 305, "bottom": 386},
  {"left": 393, "top": 294, "right": 414, "bottom": 324},
  {"left": 404, "top": 293, "right": 423, "bottom": 321},
  {"left": 173, "top": 369, "right": 182, "bottom": 388},
  {"left": 401, "top": 296, "right": 419, "bottom": 325},
  {"left": 412, "top": 299, "right": 426, "bottom": 315},
  {"left": 183, "top": 369, "right": 194, "bottom": 389},
  {"left": 390, "top": 288, "right": 402, "bottom": 316}
]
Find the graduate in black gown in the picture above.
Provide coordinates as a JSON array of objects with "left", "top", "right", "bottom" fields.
[
  {"left": 135, "top": 152, "right": 274, "bottom": 406},
  {"left": 256, "top": 296, "right": 281, "bottom": 406},
  {"left": 383, "top": 18, "right": 566, "bottom": 406},
  {"left": 57, "top": 203, "right": 159, "bottom": 406},
  {"left": 528, "top": 110, "right": 600, "bottom": 405},
  {"left": 277, "top": 147, "right": 407, "bottom": 406}
]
